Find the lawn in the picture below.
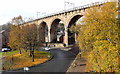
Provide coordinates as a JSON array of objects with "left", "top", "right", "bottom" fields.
[{"left": 1, "top": 50, "right": 52, "bottom": 70}]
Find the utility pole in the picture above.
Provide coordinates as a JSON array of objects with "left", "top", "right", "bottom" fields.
[
  {"left": 24, "top": 17, "right": 34, "bottom": 22},
  {"left": 36, "top": 11, "right": 40, "bottom": 46},
  {"left": 64, "top": 0, "right": 75, "bottom": 11},
  {"left": 36, "top": 12, "right": 46, "bottom": 19},
  {"left": 36, "top": 11, "right": 40, "bottom": 19},
  {"left": 36, "top": 11, "right": 46, "bottom": 45}
]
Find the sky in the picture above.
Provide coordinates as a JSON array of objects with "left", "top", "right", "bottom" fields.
[{"left": 0, "top": 0, "right": 105, "bottom": 25}]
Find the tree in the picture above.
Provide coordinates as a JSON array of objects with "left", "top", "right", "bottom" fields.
[
  {"left": 77, "top": 2, "right": 119, "bottom": 72},
  {"left": 8, "top": 16, "right": 24, "bottom": 54},
  {"left": 9, "top": 15, "right": 39, "bottom": 62},
  {"left": 8, "top": 24, "right": 18, "bottom": 51},
  {"left": 21, "top": 24, "right": 38, "bottom": 61},
  {"left": 8, "top": 23, "right": 38, "bottom": 62},
  {"left": 1, "top": 22, "right": 11, "bottom": 32},
  {"left": 11, "top": 15, "right": 24, "bottom": 25}
]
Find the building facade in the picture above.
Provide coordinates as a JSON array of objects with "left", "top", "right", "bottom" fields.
[{"left": 0, "top": 30, "right": 10, "bottom": 50}]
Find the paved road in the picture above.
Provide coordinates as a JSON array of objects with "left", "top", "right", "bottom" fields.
[{"left": 2, "top": 48, "right": 76, "bottom": 73}]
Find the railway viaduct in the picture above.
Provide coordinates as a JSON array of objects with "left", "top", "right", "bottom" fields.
[{"left": 22, "top": 1, "right": 111, "bottom": 47}]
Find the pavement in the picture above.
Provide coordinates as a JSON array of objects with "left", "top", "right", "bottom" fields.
[
  {"left": 67, "top": 56, "right": 86, "bottom": 72},
  {"left": 1, "top": 48, "right": 76, "bottom": 74}
]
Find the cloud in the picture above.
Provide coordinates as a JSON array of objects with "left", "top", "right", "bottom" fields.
[
  {"left": 0, "top": 17, "right": 11, "bottom": 25},
  {"left": 0, "top": 0, "right": 104, "bottom": 25}
]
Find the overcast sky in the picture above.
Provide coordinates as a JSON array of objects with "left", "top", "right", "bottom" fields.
[{"left": 0, "top": 0, "right": 105, "bottom": 25}]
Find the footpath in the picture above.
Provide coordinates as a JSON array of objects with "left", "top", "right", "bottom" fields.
[
  {"left": 67, "top": 53, "right": 86, "bottom": 72},
  {"left": 65, "top": 45, "right": 87, "bottom": 73}
]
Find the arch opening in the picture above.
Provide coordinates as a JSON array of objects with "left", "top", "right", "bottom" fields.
[
  {"left": 39, "top": 21, "right": 48, "bottom": 43},
  {"left": 68, "top": 15, "right": 83, "bottom": 45},
  {"left": 50, "top": 19, "right": 65, "bottom": 43}
]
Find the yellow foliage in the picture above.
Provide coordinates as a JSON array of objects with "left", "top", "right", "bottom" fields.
[{"left": 78, "top": 2, "right": 120, "bottom": 72}]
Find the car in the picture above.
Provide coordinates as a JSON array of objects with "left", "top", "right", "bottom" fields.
[
  {"left": 44, "top": 47, "right": 50, "bottom": 51},
  {"left": 2, "top": 48, "right": 11, "bottom": 52}
]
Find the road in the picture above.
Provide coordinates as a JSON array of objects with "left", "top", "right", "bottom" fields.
[{"left": 2, "top": 48, "right": 76, "bottom": 74}]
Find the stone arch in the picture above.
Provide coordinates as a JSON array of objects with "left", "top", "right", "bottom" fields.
[
  {"left": 50, "top": 17, "right": 65, "bottom": 28},
  {"left": 67, "top": 14, "right": 83, "bottom": 45},
  {"left": 50, "top": 18, "right": 65, "bottom": 43},
  {"left": 39, "top": 21, "right": 48, "bottom": 43},
  {"left": 67, "top": 13, "right": 83, "bottom": 27}
]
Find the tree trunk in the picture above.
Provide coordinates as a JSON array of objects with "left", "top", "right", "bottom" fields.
[
  {"left": 24, "top": 47, "right": 27, "bottom": 52},
  {"left": 32, "top": 44, "right": 35, "bottom": 62},
  {"left": 19, "top": 48, "right": 21, "bottom": 54},
  {"left": 29, "top": 43, "right": 32, "bottom": 57},
  {"left": 25, "top": 49, "right": 27, "bottom": 52},
  {"left": 12, "top": 55, "right": 13, "bottom": 64},
  {"left": 32, "top": 51, "right": 34, "bottom": 62}
]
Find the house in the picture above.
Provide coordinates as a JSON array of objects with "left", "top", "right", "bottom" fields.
[{"left": 0, "top": 30, "right": 10, "bottom": 50}]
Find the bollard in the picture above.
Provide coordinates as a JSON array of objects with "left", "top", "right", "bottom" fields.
[{"left": 80, "top": 52, "right": 81, "bottom": 59}]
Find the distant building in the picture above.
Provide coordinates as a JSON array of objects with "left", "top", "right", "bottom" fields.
[{"left": 0, "top": 30, "right": 10, "bottom": 50}]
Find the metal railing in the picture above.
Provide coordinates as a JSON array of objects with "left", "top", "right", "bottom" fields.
[
  {"left": 25, "top": 0, "right": 109, "bottom": 23},
  {"left": 38, "top": 1, "right": 108, "bottom": 19}
]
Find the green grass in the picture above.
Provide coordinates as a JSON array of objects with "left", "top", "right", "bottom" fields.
[
  {"left": 0, "top": 53, "right": 2, "bottom": 56},
  {"left": 1, "top": 50, "right": 50, "bottom": 57},
  {"left": 38, "top": 51, "right": 50, "bottom": 54},
  {"left": 1, "top": 50, "right": 19, "bottom": 57}
]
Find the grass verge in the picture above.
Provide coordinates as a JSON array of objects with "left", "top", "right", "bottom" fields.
[{"left": 1, "top": 50, "right": 52, "bottom": 70}]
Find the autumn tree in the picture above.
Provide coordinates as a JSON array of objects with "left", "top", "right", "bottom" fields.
[
  {"left": 77, "top": 2, "right": 119, "bottom": 72},
  {"left": 9, "top": 15, "right": 38, "bottom": 62},
  {"left": 21, "top": 24, "right": 38, "bottom": 62},
  {"left": 8, "top": 24, "right": 18, "bottom": 51},
  {"left": 9, "top": 16, "right": 24, "bottom": 54},
  {"left": 11, "top": 15, "right": 24, "bottom": 25}
]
